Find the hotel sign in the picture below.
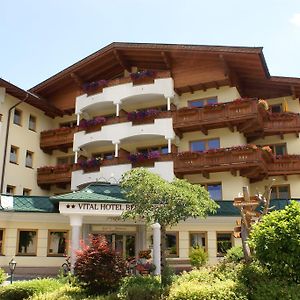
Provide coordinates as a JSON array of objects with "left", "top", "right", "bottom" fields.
[{"left": 59, "top": 202, "right": 135, "bottom": 216}]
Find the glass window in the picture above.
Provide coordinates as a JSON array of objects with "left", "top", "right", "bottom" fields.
[
  {"left": 166, "top": 232, "right": 178, "bottom": 257},
  {"left": 0, "top": 230, "right": 3, "bottom": 255},
  {"left": 190, "top": 232, "right": 206, "bottom": 249},
  {"left": 217, "top": 233, "right": 232, "bottom": 256},
  {"left": 161, "top": 146, "right": 169, "bottom": 154},
  {"left": 6, "top": 185, "right": 15, "bottom": 195},
  {"left": 269, "top": 144, "right": 287, "bottom": 156},
  {"left": 48, "top": 231, "right": 68, "bottom": 256},
  {"left": 188, "top": 97, "right": 218, "bottom": 108},
  {"left": 10, "top": 146, "right": 18, "bottom": 164},
  {"left": 207, "top": 183, "right": 222, "bottom": 200},
  {"left": 270, "top": 104, "right": 282, "bottom": 113},
  {"left": 25, "top": 151, "right": 33, "bottom": 168},
  {"left": 190, "top": 139, "right": 220, "bottom": 152},
  {"left": 59, "top": 121, "right": 77, "bottom": 128},
  {"left": 271, "top": 185, "right": 290, "bottom": 200},
  {"left": 207, "top": 139, "right": 220, "bottom": 150},
  {"left": 23, "top": 188, "right": 31, "bottom": 196},
  {"left": 17, "top": 230, "right": 37, "bottom": 255},
  {"left": 28, "top": 115, "right": 36, "bottom": 131},
  {"left": 191, "top": 141, "right": 205, "bottom": 152},
  {"left": 13, "top": 109, "right": 22, "bottom": 125}
]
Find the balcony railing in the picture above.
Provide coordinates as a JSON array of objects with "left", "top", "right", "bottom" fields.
[
  {"left": 37, "top": 164, "right": 72, "bottom": 188},
  {"left": 40, "top": 127, "right": 77, "bottom": 153},
  {"left": 268, "top": 155, "right": 300, "bottom": 176},
  {"left": 173, "top": 99, "right": 262, "bottom": 135},
  {"left": 174, "top": 146, "right": 271, "bottom": 179}
]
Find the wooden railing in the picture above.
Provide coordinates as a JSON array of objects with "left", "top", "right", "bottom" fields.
[
  {"left": 37, "top": 164, "right": 72, "bottom": 187},
  {"left": 263, "top": 113, "right": 300, "bottom": 134},
  {"left": 268, "top": 155, "right": 300, "bottom": 176},
  {"left": 40, "top": 127, "right": 77, "bottom": 153},
  {"left": 173, "top": 99, "right": 262, "bottom": 135},
  {"left": 174, "top": 147, "right": 270, "bottom": 178}
]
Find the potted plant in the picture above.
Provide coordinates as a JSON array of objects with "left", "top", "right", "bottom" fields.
[
  {"left": 130, "top": 70, "right": 157, "bottom": 85},
  {"left": 82, "top": 79, "right": 108, "bottom": 95}
]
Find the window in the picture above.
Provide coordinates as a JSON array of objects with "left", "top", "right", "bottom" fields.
[
  {"left": 216, "top": 232, "right": 233, "bottom": 257},
  {"left": 6, "top": 185, "right": 15, "bottom": 195},
  {"left": 28, "top": 115, "right": 36, "bottom": 131},
  {"left": 0, "top": 229, "right": 4, "bottom": 255},
  {"left": 268, "top": 144, "right": 287, "bottom": 156},
  {"left": 190, "top": 138, "right": 220, "bottom": 152},
  {"left": 17, "top": 230, "right": 37, "bottom": 255},
  {"left": 10, "top": 145, "right": 18, "bottom": 164},
  {"left": 138, "top": 145, "right": 169, "bottom": 155},
  {"left": 270, "top": 104, "right": 283, "bottom": 113},
  {"left": 92, "top": 152, "right": 114, "bottom": 160},
  {"left": 25, "top": 151, "right": 33, "bottom": 168},
  {"left": 48, "top": 231, "right": 68, "bottom": 256},
  {"left": 271, "top": 185, "right": 290, "bottom": 200},
  {"left": 57, "top": 156, "right": 75, "bottom": 165},
  {"left": 188, "top": 97, "right": 218, "bottom": 108},
  {"left": 23, "top": 188, "right": 31, "bottom": 196},
  {"left": 190, "top": 232, "right": 207, "bottom": 250},
  {"left": 60, "top": 121, "right": 77, "bottom": 128},
  {"left": 201, "top": 183, "right": 222, "bottom": 200},
  {"left": 13, "top": 109, "right": 22, "bottom": 125},
  {"left": 166, "top": 232, "right": 178, "bottom": 257}
]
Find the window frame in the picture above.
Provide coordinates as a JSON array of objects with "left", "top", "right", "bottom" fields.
[
  {"left": 9, "top": 145, "right": 19, "bottom": 164},
  {"left": 216, "top": 231, "right": 233, "bottom": 257},
  {"left": 270, "top": 184, "right": 291, "bottom": 200},
  {"left": 28, "top": 115, "right": 37, "bottom": 131},
  {"left": 6, "top": 185, "right": 15, "bottom": 195},
  {"left": 189, "top": 138, "right": 220, "bottom": 152},
  {"left": 0, "top": 229, "right": 5, "bottom": 255},
  {"left": 57, "top": 155, "right": 75, "bottom": 165},
  {"left": 47, "top": 230, "right": 69, "bottom": 257},
  {"left": 270, "top": 104, "right": 283, "bottom": 113},
  {"left": 188, "top": 97, "right": 218, "bottom": 108},
  {"left": 13, "top": 108, "right": 22, "bottom": 126},
  {"left": 23, "top": 188, "right": 31, "bottom": 196},
  {"left": 201, "top": 182, "right": 223, "bottom": 200},
  {"left": 59, "top": 120, "right": 77, "bottom": 128},
  {"left": 189, "top": 231, "right": 208, "bottom": 253},
  {"left": 266, "top": 143, "right": 287, "bottom": 156},
  {"left": 166, "top": 231, "right": 179, "bottom": 258},
  {"left": 25, "top": 150, "right": 34, "bottom": 168},
  {"left": 16, "top": 229, "right": 38, "bottom": 256},
  {"left": 137, "top": 144, "right": 169, "bottom": 155}
]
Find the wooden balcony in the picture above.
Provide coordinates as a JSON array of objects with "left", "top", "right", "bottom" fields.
[
  {"left": 267, "top": 155, "right": 300, "bottom": 178},
  {"left": 246, "top": 112, "right": 300, "bottom": 141},
  {"left": 40, "top": 127, "right": 77, "bottom": 153},
  {"left": 174, "top": 146, "right": 271, "bottom": 179},
  {"left": 173, "top": 99, "right": 262, "bottom": 136},
  {"left": 37, "top": 165, "right": 72, "bottom": 189}
]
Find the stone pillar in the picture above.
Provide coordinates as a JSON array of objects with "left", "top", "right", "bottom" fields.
[
  {"left": 151, "top": 223, "right": 161, "bottom": 275},
  {"left": 82, "top": 224, "right": 91, "bottom": 244},
  {"left": 70, "top": 215, "right": 83, "bottom": 273}
]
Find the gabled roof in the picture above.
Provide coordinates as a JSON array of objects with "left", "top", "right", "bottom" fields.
[{"left": 0, "top": 78, "right": 63, "bottom": 117}]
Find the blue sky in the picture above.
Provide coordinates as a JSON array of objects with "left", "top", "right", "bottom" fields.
[{"left": 1, "top": 0, "right": 300, "bottom": 90}]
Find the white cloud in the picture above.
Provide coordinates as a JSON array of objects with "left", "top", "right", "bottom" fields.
[{"left": 290, "top": 13, "right": 300, "bottom": 27}]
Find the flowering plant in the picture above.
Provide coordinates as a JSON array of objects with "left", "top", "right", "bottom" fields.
[
  {"left": 130, "top": 70, "right": 156, "bottom": 80},
  {"left": 127, "top": 109, "right": 160, "bottom": 121},
  {"left": 261, "top": 146, "right": 272, "bottom": 153},
  {"left": 258, "top": 99, "right": 269, "bottom": 110},
  {"left": 138, "top": 249, "right": 151, "bottom": 259},
  {"left": 128, "top": 151, "right": 160, "bottom": 163},
  {"left": 82, "top": 79, "right": 108, "bottom": 92},
  {"left": 78, "top": 158, "right": 101, "bottom": 169},
  {"left": 79, "top": 116, "right": 106, "bottom": 129}
]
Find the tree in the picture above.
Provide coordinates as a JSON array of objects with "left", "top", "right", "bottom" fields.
[
  {"left": 120, "top": 168, "right": 218, "bottom": 273},
  {"left": 249, "top": 201, "right": 300, "bottom": 283}
]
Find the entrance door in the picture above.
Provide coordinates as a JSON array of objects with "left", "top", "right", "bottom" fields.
[{"left": 103, "top": 234, "right": 136, "bottom": 259}]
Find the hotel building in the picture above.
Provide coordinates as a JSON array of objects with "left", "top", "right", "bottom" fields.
[{"left": 0, "top": 43, "right": 299, "bottom": 275}]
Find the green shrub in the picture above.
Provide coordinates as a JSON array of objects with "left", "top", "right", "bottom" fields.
[
  {"left": 249, "top": 201, "right": 300, "bottom": 282},
  {"left": 118, "top": 275, "right": 162, "bottom": 300},
  {"left": 75, "top": 235, "right": 127, "bottom": 295},
  {"left": 189, "top": 246, "right": 208, "bottom": 268},
  {"left": 225, "top": 246, "right": 244, "bottom": 263},
  {"left": 0, "top": 278, "right": 63, "bottom": 300},
  {"left": 0, "top": 268, "right": 7, "bottom": 284}
]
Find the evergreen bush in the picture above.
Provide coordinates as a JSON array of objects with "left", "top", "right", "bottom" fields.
[
  {"left": 0, "top": 268, "right": 6, "bottom": 284},
  {"left": 189, "top": 246, "right": 208, "bottom": 268},
  {"left": 225, "top": 246, "right": 244, "bottom": 263}
]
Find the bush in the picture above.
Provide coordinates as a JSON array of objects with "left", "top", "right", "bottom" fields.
[
  {"left": 118, "top": 275, "right": 162, "bottom": 300},
  {"left": 249, "top": 201, "right": 300, "bottom": 282},
  {"left": 0, "top": 268, "right": 6, "bottom": 284},
  {"left": 225, "top": 246, "right": 244, "bottom": 263},
  {"left": 75, "top": 235, "right": 127, "bottom": 295},
  {"left": 189, "top": 246, "right": 208, "bottom": 268},
  {"left": 168, "top": 268, "right": 247, "bottom": 300},
  {"left": 0, "top": 278, "right": 63, "bottom": 300}
]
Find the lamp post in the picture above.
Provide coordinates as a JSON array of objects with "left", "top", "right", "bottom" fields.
[{"left": 8, "top": 258, "right": 17, "bottom": 284}]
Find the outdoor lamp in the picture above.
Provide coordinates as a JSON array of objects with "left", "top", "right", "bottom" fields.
[{"left": 8, "top": 258, "right": 17, "bottom": 284}]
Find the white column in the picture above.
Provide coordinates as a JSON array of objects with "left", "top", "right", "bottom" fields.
[
  {"left": 167, "top": 138, "right": 172, "bottom": 153},
  {"left": 114, "top": 142, "right": 119, "bottom": 158},
  {"left": 116, "top": 103, "right": 120, "bottom": 117},
  {"left": 151, "top": 223, "right": 161, "bottom": 275},
  {"left": 74, "top": 151, "right": 78, "bottom": 163},
  {"left": 76, "top": 113, "right": 81, "bottom": 126},
  {"left": 167, "top": 97, "right": 171, "bottom": 111},
  {"left": 70, "top": 215, "right": 83, "bottom": 273}
]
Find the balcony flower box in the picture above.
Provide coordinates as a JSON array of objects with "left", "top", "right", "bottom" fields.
[
  {"left": 130, "top": 70, "right": 156, "bottom": 86},
  {"left": 53, "top": 164, "right": 71, "bottom": 174},
  {"left": 79, "top": 116, "right": 106, "bottom": 133},
  {"left": 129, "top": 151, "right": 160, "bottom": 167},
  {"left": 82, "top": 79, "right": 108, "bottom": 96},
  {"left": 128, "top": 109, "right": 160, "bottom": 125},
  {"left": 177, "top": 151, "right": 199, "bottom": 160},
  {"left": 78, "top": 158, "right": 101, "bottom": 173}
]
